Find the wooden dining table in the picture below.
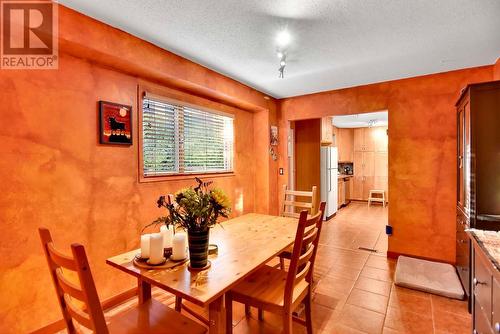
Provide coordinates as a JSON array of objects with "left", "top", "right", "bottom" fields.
[{"left": 106, "top": 213, "right": 298, "bottom": 334}]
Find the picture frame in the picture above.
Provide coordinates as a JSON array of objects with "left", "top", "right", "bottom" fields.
[
  {"left": 270, "top": 125, "right": 278, "bottom": 146},
  {"left": 99, "top": 101, "right": 133, "bottom": 145}
]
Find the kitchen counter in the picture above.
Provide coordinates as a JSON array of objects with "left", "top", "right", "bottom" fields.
[{"left": 468, "top": 228, "right": 500, "bottom": 272}]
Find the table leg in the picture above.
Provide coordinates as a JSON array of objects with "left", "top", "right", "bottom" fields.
[
  {"left": 137, "top": 278, "right": 151, "bottom": 304},
  {"left": 208, "top": 295, "right": 226, "bottom": 334}
]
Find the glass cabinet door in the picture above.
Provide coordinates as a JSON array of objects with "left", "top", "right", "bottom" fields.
[
  {"left": 464, "top": 101, "right": 470, "bottom": 215},
  {"left": 457, "top": 106, "right": 465, "bottom": 209}
]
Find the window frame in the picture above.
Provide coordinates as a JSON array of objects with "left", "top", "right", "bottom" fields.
[{"left": 138, "top": 90, "right": 235, "bottom": 183}]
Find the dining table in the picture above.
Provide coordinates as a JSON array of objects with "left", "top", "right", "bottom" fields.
[{"left": 106, "top": 213, "right": 298, "bottom": 334}]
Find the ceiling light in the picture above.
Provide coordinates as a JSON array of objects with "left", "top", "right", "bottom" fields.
[
  {"left": 280, "top": 60, "right": 286, "bottom": 66},
  {"left": 277, "top": 51, "right": 283, "bottom": 58},
  {"left": 276, "top": 30, "right": 291, "bottom": 47}
]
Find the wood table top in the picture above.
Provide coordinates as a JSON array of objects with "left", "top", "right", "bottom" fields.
[{"left": 106, "top": 213, "right": 298, "bottom": 306}]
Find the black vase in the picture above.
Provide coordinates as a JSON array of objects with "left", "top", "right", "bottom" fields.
[{"left": 187, "top": 229, "right": 209, "bottom": 268}]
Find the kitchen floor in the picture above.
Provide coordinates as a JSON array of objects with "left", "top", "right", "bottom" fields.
[{"left": 77, "top": 202, "right": 470, "bottom": 334}]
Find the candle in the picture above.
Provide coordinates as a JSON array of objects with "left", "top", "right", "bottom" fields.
[
  {"left": 172, "top": 233, "right": 187, "bottom": 261},
  {"left": 140, "top": 234, "right": 150, "bottom": 259},
  {"left": 149, "top": 233, "right": 164, "bottom": 264},
  {"left": 160, "top": 225, "right": 173, "bottom": 248}
]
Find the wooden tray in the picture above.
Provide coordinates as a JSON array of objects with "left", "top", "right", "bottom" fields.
[{"left": 133, "top": 255, "right": 188, "bottom": 270}]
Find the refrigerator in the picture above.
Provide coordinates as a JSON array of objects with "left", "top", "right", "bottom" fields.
[{"left": 320, "top": 146, "right": 338, "bottom": 220}]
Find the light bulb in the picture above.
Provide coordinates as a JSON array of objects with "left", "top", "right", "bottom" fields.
[
  {"left": 276, "top": 30, "right": 291, "bottom": 47},
  {"left": 277, "top": 51, "right": 283, "bottom": 58},
  {"left": 280, "top": 60, "right": 286, "bottom": 66}
]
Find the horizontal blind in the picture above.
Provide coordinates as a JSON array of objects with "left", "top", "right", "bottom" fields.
[
  {"left": 183, "top": 107, "right": 233, "bottom": 172},
  {"left": 142, "top": 96, "right": 234, "bottom": 176},
  {"left": 142, "top": 99, "right": 178, "bottom": 176}
]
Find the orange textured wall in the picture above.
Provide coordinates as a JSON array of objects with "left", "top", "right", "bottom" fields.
[
  {"left": 0, "top": 6, "right": 275, "bottom": 334},
  {"left": 278, "top": 66, "right": 493, "bottom": 263}
]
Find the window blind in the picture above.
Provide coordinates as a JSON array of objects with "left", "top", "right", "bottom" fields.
[{"left": 142, "top": 97, "right": 234, "bottom": 176}]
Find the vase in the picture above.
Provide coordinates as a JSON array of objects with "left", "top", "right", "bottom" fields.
[{"left": 187, "top": 229, "right": 209, "bottom": 268}]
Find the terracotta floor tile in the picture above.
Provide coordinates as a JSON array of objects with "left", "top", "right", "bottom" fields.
[
  {"left": 346, "top": 288, "right": 389, "bottom": 314},
  {"left": 430, "top": 295, "right": 469, "bottom": 317},
  {"left": 433, "top": 310, "right": 471, "bottom": 334},
  {"left": 389, "top": 287, "right": 432, "bottom": 316},
  {"left": 360, "top": 266, "right": 393, "bottom": 282},
  {"left": 382, "top": 327, "right": 405, "bottom": 334},
  {"left": 326, "top": 264, "right": 362, "bottom": 280},
  {"left": 313, "top": 292, "right": 347, "bottom": 310},
  {"left": 384, "top": 306, "right": 433, "bottom": 334},
  {"left": 327, "top": 323, "right": 368, "bottom": 334},
  {"left": 315, "top": 276, "right": 356, "bottom": 296},
  {"left": 354, "top": 276, "right": 392, "bottom": 296},
  {"left": 338, "top": 304, "right": 385, "bottom": 334},
  {"left": 366, "top": 255, "right": 396, "bottom": 271}
]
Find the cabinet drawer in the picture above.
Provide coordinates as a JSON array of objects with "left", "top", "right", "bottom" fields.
[
  {"left": 475, "top": 300, "right": 495, "bottom": 334},
  {"left": 474, "top": 251, "right": 493, "bottom": 324},
  {"left": 493, "top": 278, "right": 500, "bottom": 334}
]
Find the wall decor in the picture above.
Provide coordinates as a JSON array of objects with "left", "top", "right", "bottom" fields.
[
  {"left": 99, "top": 101, "right": 132, "bottom": 145},
  {"left": 270, "top": 125, "right": 278, "bottom": 146}
]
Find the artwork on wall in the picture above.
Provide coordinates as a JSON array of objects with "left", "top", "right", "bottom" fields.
[
  {"left": 99, "top": 101, "right": 132, "bottom": 145},
  {"left": 270, "top": 125, "right": 278, "bottom": 146}
]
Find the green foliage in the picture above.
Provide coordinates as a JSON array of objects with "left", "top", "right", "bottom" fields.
[{"left": 153, "top": 177, "right": 231, "bottom": 232}]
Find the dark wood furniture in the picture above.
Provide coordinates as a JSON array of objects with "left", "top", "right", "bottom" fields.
[
  {"left": 225, "top": 203, "right": 325, "bottom": 334},
  {"left": 456, "top": 80, "right": 500, "bottom": 303},
  {"left": 468, "top": 231, "right": 500, "bottom": 334},
  {"left": 39, "top": 228, "right": 206, "bottom": 334}
]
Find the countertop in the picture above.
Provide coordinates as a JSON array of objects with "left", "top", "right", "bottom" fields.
[{"left": 468, "top": 228, "right": 500, "bottom": 272}]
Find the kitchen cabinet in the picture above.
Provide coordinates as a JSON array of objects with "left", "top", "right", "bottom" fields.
[
  {"left": 337, "top": 128, "right": 354, "bottom": 162},
  {"left": 321, "top": 117, "right": 333, "bottom": 146},
  {"left": 469, "top": 232, "right": 500, "bottom": 334},
  {"left": 338, "top": 180, "right": 344, "bottom": 207},
  {"left": 352, "top": 127, "right": 388, "bottom": 201},
  {"left": 456, "top": 81, "right": 500, "bottom": 304}
]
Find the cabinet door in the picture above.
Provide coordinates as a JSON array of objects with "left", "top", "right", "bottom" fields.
[
  {"left": 493, "top": 278, "right": 500, "bottom": 333},
  {"left": 374, "top": 127, "right": 388, "bottom": 152},
  {"left": 374, "top": 152, "right": 388, "bottom": 177},
  {"left": 321, "top": 117, "right": 333, "bottom": 145},
  {"left": 337, "top": 128, "right": 344, "bottom": 160},
  {"left": 352, "top": 176, "right": 364, "bottom": 200},
  {"left": 338, "top": 181, "right": 344, "bottom": 207},
  {"left": 457, "top": 106, "right": 465, "bottom": 209},
  {"left": 354, "top": 128, "right": 364, "bottom": 151},
  {"left": 363, "top": 176, "right": 374, "bottom": 200},
  {"left": 363, "top": 152, "right": 375, "bottom": 177},
  {"left": 364, "top": 128, "right": 375, "bottom": 152},
  {"left": 353, "top": 151, "right": 363, "bottom": 177}
]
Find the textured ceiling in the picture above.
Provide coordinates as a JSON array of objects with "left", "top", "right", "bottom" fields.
[{"left": 59, "top": 0, "right": 500, "bottom": 98}]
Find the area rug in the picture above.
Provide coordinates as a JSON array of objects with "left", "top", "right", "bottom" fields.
[{"left": 394, "top": 256, "right": 464, "bottom": 300}]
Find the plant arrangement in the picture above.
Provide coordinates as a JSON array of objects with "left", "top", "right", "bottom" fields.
[{"left": 146, "top": 178, "right": 231, "bottom": 269}]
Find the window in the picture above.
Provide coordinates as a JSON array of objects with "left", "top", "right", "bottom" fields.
[{"left": 142, "top": 96, "right": 234, "bottom": 177}]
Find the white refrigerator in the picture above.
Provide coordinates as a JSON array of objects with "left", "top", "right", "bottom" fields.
[{"left": 320, "top": 146, "right": 338, "bottom": 220}]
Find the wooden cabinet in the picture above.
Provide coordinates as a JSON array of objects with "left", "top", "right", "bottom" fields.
[
  {"left": 352, "top": 127, "right": 388, "bottom": 201},
  {"left": 456, "top": 81, "right": 500, "bottom": 302},
  {"left": 338, "top": 180, "right": 344, "bottom": 208},
  {"left": 337, "top": 128, "right": 354, "bottom": 162},
  {"left": 470, "top": 233, "right": 500, "bottom": 334},
  {"left": 321, "top": 117, "right": 333, "bottom": 146}
]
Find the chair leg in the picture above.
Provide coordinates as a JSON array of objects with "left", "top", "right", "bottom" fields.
[
  {"left": 258, "top": 308, "right": 264, "bottom": 321},
  {"left": 304, "top": 292, "right": 313, "bottom": 334},
  {"left": 225, "top": 292, "right": 233, "bottom": 334},
  {"left": 283, "top": 313, "right": 292, "bottom": 334},
  {"left": 245, "top": 304, "right": 251, "bottom": 316},
  {"left": 175, "top": 296, "right": 182, "bottom": 312},
  {"left": 280, "top": 256, "right": 285, "bottom": 270}
]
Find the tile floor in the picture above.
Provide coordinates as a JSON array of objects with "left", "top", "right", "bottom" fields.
[{"left": 76, "top": 202, "right": 471, "bottom": 334}]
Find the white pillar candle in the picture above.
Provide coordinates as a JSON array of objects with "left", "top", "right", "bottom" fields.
[
  {"left": 140, "top": 234, "right": 150, "bottom": 259},
  {"left": 172, "top": 233, "right": 187, "bottom": 261},
  {"left": 149, "top": 233, "right": 164, "bottom": 264},
  {"left": 160, "top": 225, "right": 173, "bottom": 248}
]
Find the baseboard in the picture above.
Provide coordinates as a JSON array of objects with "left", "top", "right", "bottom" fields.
[
  {"left": 29, "top": 287, "right": 138, "bottom": 334},
  {"left": 387, "top": 251, "right": 455, "bottom": 265}
]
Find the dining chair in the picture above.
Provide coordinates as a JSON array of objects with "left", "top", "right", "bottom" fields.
[
  {"left": 38, "top": 228, "right": 207, "bottom": 334},
  {"left": 281, "top": 184, "right": 318, "bottom": 218},
  {"left": 225, "top": 202, "right": 326, "bottom": 334},
  {"left": 278, "top": 185, "right": 319, "bottom": 270}
]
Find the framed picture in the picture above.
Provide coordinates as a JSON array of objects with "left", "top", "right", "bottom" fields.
[
  {"left": 270, "top": 125, "right": 278, "bottom": 146},
  {"left": 99, "top": 101, "right": 132, "bottom": 145}
]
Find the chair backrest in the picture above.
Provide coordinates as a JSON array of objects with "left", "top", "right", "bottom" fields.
[
  {"left": 39, "top": 228, "right": 108, "bottom": 334},
  {"left": 284, "top": 202, "right": 326, "bottom": 308},
  {"left": 281, "top": 184, "right": 318, "bottom": 218}
]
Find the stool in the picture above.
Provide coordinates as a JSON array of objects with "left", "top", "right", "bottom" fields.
[{"left": 368, "top": 190, "right": 386, "bottom": 207}]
